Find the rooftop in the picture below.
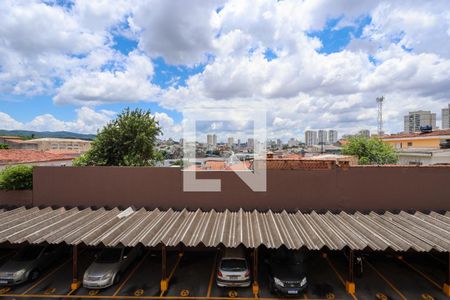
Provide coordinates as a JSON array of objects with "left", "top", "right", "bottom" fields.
[
  {"left": 0, "top": 149, "right": 79, "bottom": 165},
  {"left": 28, "top": 138, "right": 92, "bottom": 143},
  {"left": 0, "top": 206, "right": 448, "bottom": 252},
  {"left": 383, "top": 129, "right": 450, "bottom": 140}
]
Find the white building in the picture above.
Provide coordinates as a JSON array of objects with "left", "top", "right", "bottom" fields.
[
  {"left": 328, "top": 130, "right": 338, "bottom": 144},
  {"left": 396, "top": 149, "right": 450, "bottom": 165},
  {"left": 206, "top": 134, "right": 217, "bottom": 148},
  {"left": 247, "top": 138, "right": 254, "bottom": 149},
  {"left": 227, "top": 137, "right": 234, "bottom": 148},
  {"left": 287, "top": 138, "right": 298, "bottom": 147},
  {"left": 318, "top": 130, "right": 328, "bottom": 145},
  {"left": 442, "top": 104, "right": 450, "bottom": 129},
  {"left": 404, "top": 110, "right": 436, "bottom": 133},
  {"left": 359, "top": 129, "right": 371, "bottom": 138},
  {"left": 305, "top": 130, "right": 317, "bottom": 146},
  {"left": 276, "top": 139, "right": 282, "bottom": 148}
]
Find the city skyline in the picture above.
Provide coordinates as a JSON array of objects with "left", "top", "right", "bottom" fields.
[{"left": 1, "top": 1, "right": 450, "bottom": 140}]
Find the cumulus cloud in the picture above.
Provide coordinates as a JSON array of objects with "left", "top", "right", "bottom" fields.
[
  {"left": 0, "top": 107, "right": 116, "bottom": 134},
  {"left": 130, "top": 0, "right": 222, "bottom": 65},
  {"left": 1, "top": 0, "right": 450, "bottom": 138},
  {"left": 53, "top": 51, "right": 159, "bottom": 105}
]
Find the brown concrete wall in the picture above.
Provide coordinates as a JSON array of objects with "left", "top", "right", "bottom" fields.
[
  {"left": 0, "top": 190, "right": 33, "bottom": 207},
  {"left": 29, "top": 166, "right": 450, "bottom": 212}
]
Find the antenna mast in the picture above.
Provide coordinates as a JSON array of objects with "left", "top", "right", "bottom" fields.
[{"left": 376, "top": 96, "right": 384, "bottom": 136}]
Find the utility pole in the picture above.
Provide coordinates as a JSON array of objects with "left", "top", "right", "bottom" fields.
[{"left": 376, "top": 96, "right": 384, "bottom": 136}]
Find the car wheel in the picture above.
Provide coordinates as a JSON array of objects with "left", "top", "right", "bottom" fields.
[
  {"left": 29, "top": 270, "right": 40, "bottom": 281},
  {"left": 114, "top": 273, "right": 121, "bottom": 284}
]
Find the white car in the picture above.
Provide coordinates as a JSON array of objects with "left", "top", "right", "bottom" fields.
[
  {"left": 216, "top": 247, "right": 251, "bottom": 287},
  {"left": 83, "top": 246, "right": 142, "bottom": 289}
]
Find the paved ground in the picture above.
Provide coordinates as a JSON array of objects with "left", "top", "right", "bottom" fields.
[{"left": 0, "top": 246, "right": 448, "bottom": 300}]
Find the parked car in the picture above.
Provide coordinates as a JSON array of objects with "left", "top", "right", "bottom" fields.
[
  {"left": 0, "top": 244, "right": 65, "bottom": 286},
  {"left": 83, "top": 246, "right": 142, "bottom": 289},
  {"left": 216, "top": 247, "right": 251, "bottom": 287},
  {"left": 266, "top": 248, "right": 308, "bottom": 296}
]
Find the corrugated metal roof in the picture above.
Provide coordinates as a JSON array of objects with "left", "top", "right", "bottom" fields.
[{"left": 0, "top": 207, "right": 449, "bottom": 252}]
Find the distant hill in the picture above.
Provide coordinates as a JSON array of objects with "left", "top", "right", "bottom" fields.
[{"left": 0, "top": 129, "right": 96, "bottom": 140}]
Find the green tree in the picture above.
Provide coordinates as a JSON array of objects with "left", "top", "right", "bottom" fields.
[
  {"left": 0, "top": 143, "right": 9, "bottom": 149},
  {"left": 342, "top": 136, "right": 398, "bottom": 165},
  {"left": 0, "top": 165, "right": 33, "bottom": 190},
  {"left": 74, "top": 108, "right": 162, "bottom": 166}
]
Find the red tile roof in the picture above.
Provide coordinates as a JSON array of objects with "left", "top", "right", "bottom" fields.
[
  {"left": 383, "top": 129, "right": 450, "bottom": 139},
  {"left": 0, "top": 150, "right": 78, "bottom": 165}
]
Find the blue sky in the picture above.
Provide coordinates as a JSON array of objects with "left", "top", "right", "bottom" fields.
[{"left": 1, "top": 0, "right": 450, "bottom": 140}]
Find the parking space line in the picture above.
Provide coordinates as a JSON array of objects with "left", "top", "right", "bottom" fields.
[
  {"left": 112, "top": 250, "right": 150, "bottom": 296},
  {"left": 365, "top": 260, "right": 407, "bottom": 300},
  {"left": 22, "top": 256, "right": 73, "bottom": 295},
  {"left": 323, "top": 254, "right": 358, "bottom": 300},
  {"left": 397, "top": 257, "right": 441, "bottom": 290},
  {"left": 206, "top": 250, "right": 219, "bottom": 298},
  {"left": 427, "top": 253, "right": 446, "bottom": 265},
  {"left": 0, "top": 294, "right": 319, "bottom": 299},
  {"left": 160, "top": 251, "right": 184, "bottom": 297}
]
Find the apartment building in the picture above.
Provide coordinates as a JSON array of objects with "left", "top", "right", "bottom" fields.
[
  {"left": 305, "top": 130, "right": 317, "bottom": 146},
  {"left": 359, "top": 129, "right": 371, "bottom": 138},
  {"left": 442, "top": 104, "right": 450, "bottom": 130},
  {"left": 318, "top": 130, "right": 328, "bottom": 145},
  {"left": 403, "top": 110, "right": 436, "bottom": 133},
  {"left": 328, "top": 130, "right": 338, "bottom": 144}
]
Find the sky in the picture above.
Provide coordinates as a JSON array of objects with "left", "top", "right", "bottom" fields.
[{"left": 0, "top": 0, "right": 450, "bottom": 142}]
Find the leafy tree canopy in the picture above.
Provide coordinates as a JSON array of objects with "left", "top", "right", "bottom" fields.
[
  {"left": 0, "top": 165, "right": 33, "bottom": 190},
  {"left": 74, "top": 108, "right": 162, "bottom": 166},
  {"left": 342, "top": 136, "right": 398, "bottom": 165}
]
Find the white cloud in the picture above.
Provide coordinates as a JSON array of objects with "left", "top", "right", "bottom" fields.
[
  {"left": 1, "top": 0, "right": 450, "bottom": 139},
  {"left": 53, "top": 51, "right": 159, "bottom": 105},
  {"left": 0, "top": 107, "right": 115, "bottom": 134},
  {"left": 130, "top": 0, "right": 222, "bottom": 65}
]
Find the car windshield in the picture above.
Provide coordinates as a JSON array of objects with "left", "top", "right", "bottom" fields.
[
  {"left": 221, "top": 259, "right": 247, "bottom": 271},
  {"left": 96, "top": 248, "right": 122, "bottom": 263},
  {"left": 272, "top": 251, "right": 304, "bottom": 264},
  {"left": 13, "top": 245, "right": 44, "bottom": 261}
]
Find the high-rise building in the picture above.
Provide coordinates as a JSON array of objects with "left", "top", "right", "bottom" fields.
[
  {"left": 403, "top": 111, "right": 436, "bottom": 133},
  {"left": 207, "top": 134, "right": 217, "bottom": 147},
  {"left": 247, "top": 138, "right": 254, "bottom": 149},
  {"left": 305, "top": 130, "right": 317, "bottom": 146},
  {"left": 318, "top": 130, "right": 328, "bottom": 145},
  {"left": 328, "top": 130, "right": 338, "bottom": 144},
  {"left": 287, "top": 138, "right": 298, "bottom": 147},
  {"left": 442, "top": 104, "right": 450, "bottom": 129},
  {"left": 227, "top": 137, "right": 234, "bottom": 148},
  {"left": 276, "top": 139, "right": 282, "bottom": 148},
  {"left": 359, "top": 129, "right": 371, "bottom": 138}
]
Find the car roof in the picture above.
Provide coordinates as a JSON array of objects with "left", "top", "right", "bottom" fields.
[{"left": 221, "top": 247, "right": 246, "bottom": 259}]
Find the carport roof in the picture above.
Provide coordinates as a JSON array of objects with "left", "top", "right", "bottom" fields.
[{"left": 0, "top": 207, "right": 449, "bottom": 252}]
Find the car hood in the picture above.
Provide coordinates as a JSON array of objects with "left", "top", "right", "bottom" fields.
[
  {"left": 269, "top": 263, "right": 306, "bottom": 281},
  {"left": 0, "top": 260, "right": 33, "bottom": 274},
  {"left": 85, "top": 262, "right": 120, "bottom": 277}
]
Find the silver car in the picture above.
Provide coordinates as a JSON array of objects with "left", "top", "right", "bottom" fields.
[
  {"left": 83, "top": 246, "right": 142, "bottom": 289},
  {"left": 0, "top": 245, "right": 65, "bottom": 286},
  {"left": 216, "top": 247, "right": 251, "bottom": 287}
]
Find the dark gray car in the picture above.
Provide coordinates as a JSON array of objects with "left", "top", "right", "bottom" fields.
[{"left": 0, "top": 245, "right": 65, "bottom": 286}]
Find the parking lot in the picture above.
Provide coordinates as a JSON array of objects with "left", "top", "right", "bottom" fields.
[{"left": 0, "top": 246, "right": 448, "bottom": 300}]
